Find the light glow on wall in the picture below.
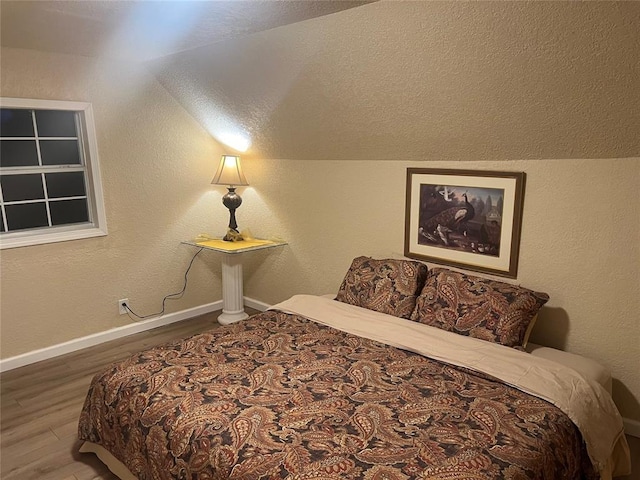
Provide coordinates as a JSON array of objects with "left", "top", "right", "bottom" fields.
[
  {"left": 214, "top": 131, "right": 252, "bottom": 153},
  {"left": 153, "top": 72, "right": 254, "bottom": 153},
  {"left": 200, "top": 111, "right": 252, "bottom": 153}
]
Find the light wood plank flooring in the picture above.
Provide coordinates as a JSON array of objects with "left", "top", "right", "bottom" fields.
[{"left": 0, "top": 310, "right": 256, "bottom": 480}]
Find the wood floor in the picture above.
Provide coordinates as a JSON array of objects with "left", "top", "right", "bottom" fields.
[{"left": 0, "top": 310, "right": 254, "bottom": 480}]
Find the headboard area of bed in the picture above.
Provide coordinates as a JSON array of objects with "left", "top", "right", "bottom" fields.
[
  {"left": 334, "top": 256, "right": 613, "bottom": 393},
  {"left": 336, "top": 256, "right": 549, "bottom": 349}
]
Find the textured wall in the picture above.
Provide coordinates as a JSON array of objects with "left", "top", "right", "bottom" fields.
[
  {"left": 0, "top": 47, "right": 229, "bottom": 357},
  {"left": 152, "top": 1, "right": 640, "bottom": 161}
]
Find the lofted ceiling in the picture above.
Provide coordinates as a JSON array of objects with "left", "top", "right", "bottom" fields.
[
  {"left": 0, "top": 0, "right": 375, "bottom": 62},
  {"left": 2, "top": 1, "right": 639, "bottom": 161}
]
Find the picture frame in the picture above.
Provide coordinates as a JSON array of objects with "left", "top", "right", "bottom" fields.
[{"left": 404, "top": 168, "right": 526, "bottom": 278}]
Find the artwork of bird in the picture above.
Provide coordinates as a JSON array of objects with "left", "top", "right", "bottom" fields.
[{"left": 419, "top": 192, "right": 475, "bottom": 246}]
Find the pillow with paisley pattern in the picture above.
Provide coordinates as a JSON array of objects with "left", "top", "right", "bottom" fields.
[
  {"left": 336, "top": 256, "right": 429, "bottom": 319},
  {"left": 410, "top": 267, "right": 549, "bottom": 348}
]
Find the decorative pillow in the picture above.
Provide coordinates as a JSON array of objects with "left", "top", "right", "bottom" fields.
[
  {"left": 336, "top": 256, "right": 429, "bottom": 319},
  {"left": 410, "top": 267, "right": 549, "bottom": 348}
]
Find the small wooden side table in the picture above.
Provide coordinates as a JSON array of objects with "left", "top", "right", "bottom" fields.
[{"left": 183, "top": 238, "right": 286, "bottom": 325}]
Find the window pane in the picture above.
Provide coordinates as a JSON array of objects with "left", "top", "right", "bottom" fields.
[
  {"left": 35, "top": 110, "right": 77, "bottom": 137},
  {"left": 49, "top": 199, "right": 89, "bottom": 225},
  {"left": 45, "top": 171, "right": 86, "bottom": 198},
  {"left": 0, "top": 109, "right": 34, "bottom": 137},
  {"left": 5, "top": 202, "right": 49, "bottom": 231},
  {"left": 40, "top": 140, "right": 81, "bottom": 165},
  {"left": 1, "top": 174, "right": 45, "bottom": 201},
  {"left": 0, "top": 140, "right": 39, "bottom": 167},
  {"left": 0, "top": 100, "right": 107, "bottom": 248}
]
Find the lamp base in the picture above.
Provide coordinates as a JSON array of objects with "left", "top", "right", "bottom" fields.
[{"left": 222, "top": 228, "right": 244, "bottom": 242}]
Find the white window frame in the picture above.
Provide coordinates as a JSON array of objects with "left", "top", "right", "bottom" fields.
[{"left": 0, "top": 97, "right": 108, "bottom": 249}]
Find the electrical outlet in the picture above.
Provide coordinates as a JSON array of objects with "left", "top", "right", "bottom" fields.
[{"left": 118, "top": 298, "right": 129, "bottom": 315}]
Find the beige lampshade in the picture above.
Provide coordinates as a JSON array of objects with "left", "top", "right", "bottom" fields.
[{"left": 211, "top": 155, "right": 249, "bottom": 186}]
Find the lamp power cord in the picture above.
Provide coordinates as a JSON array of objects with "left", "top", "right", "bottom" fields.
[{"left": 123, "top": 247, "right": 204, "bottom": 320}]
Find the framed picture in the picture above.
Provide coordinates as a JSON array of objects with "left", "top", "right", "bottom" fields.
[{"left": 404, "top": 168, "right": 526, "bottom": 278}]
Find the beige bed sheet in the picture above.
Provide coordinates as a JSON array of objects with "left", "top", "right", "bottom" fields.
[{"left": 527, "top": 343, "right": 613, "bottom": 394}]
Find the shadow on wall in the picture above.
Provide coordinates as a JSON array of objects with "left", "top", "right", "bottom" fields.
[
  {"left": 612, "top": 379, "right": 640, "bottom": 421},
  {"left": 528, "top": 307, "right": 570, "bottom": 351}
]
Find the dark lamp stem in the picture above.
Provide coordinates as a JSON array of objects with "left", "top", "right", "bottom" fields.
[{"left": 222, "top": 186, "right": 243, "bottom": 236}]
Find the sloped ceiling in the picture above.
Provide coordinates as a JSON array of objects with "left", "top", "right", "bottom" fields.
[
  {"left": 2, "top": 1, "right": 639, "bottom": 161},
  {"left": 0, "top": 1, "right": 375, "bottom": 61}
]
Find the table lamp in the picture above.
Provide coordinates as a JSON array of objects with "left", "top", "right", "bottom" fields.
[{"left": 211, "top": 154, "right": 249, "bottom": 241}]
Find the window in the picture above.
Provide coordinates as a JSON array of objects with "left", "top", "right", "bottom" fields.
[{"left": 0, "top": 98, "right": 107, "bottom": 249}]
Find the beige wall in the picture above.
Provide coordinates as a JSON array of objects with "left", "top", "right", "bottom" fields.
[
  {"left": 0, "top": 47, "right": 228, "bottom": 356},
  {"left": 1, "top": 46, "right": 639, "bottom": 431}
]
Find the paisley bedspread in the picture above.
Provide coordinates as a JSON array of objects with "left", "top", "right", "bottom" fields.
[{"left": 78, "top": 309, "right": 598, "bottom": 480}]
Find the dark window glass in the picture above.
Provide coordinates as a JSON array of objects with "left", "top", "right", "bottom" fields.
[
  {"left": 40, "top": 140, "right": 81, "bottom": 165},
  {"left": 45, "top": 171, "right": 86, "bottom": 198},
  {"left": 35, "top": 110, "right": 77, "bottom": 137},
  {"left": 1, "top": 214, "right": 5, "bottom": 232},
  {"left": 0, "top": 140, "right": 39, "bottom": 167},
  {"left": 5, "top": 202, "right": 49, "bottom": 231},
  {"left": 49, "top": 199, "right": 89, "bottom": 225},
  {"left": 1, "top": 174, "right": 45, "bottom": 201},
  {"left": 0, "top": 109, "right": 34, "bottom": 137}
]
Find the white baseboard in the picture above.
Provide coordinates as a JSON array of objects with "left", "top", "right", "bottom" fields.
[
  {"left": 0, "top": 297, "right": 274, "bottom": 373},
  {"left": 0, "top": 300, "right": 223, "bottom": 373},
  {"left": 624, "top": 417, "right": 640, "bottom": 438},
  {"left": 244, "top": 296, "right": 271, "bottom": 312}
]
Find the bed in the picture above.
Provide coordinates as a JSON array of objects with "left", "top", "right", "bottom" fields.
[{"left": 78, "top": 257, "right": 631, "bottom": 479}]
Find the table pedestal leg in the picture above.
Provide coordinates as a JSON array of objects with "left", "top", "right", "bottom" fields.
[{"left": 217, "top": 254, "right": 249, "bottom": 325}]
